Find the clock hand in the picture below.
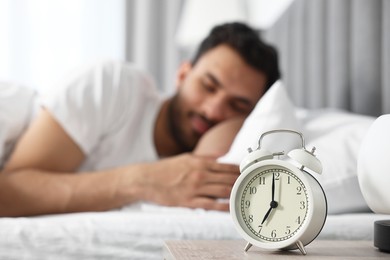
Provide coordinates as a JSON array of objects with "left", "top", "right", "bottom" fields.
[
  {"left": 261, "top": 173, "right": 278, "bottom": 225},
  {"left": 261, "top": 200, "right": 279, "bottom": 224},
  {"left": 261, "top": 206, "right": 273, "bottom": 225},
  {"left": 272, "top": 172, "right": 275, "bottom": 202}
]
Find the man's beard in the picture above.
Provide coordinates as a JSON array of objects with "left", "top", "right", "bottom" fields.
[{"left": 167, "top": 95, "right": 198, "bottom": 153}]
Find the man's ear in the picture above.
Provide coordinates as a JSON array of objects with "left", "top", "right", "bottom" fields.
[{"left": 175, "top": 62, "right": 192, "bottom": 89}]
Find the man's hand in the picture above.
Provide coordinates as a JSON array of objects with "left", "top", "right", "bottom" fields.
[{"left": 135, "top": 153, "right": 240, "bottom": 211}]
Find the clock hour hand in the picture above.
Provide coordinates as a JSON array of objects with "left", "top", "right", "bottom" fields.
[
  {"left": 261, "top": 205, "right": 273, "bottom": 224},
  {"left": 261, "top": 200, "right": 278, "bottom": 224}
]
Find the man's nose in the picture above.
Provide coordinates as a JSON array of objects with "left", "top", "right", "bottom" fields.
[{"left": 203, "top": 94, "right": 228, "bottom": 122}]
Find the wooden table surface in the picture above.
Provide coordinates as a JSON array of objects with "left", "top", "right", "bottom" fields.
[{"left": 163, "top": 239, "right": 389, "bottom": 259}]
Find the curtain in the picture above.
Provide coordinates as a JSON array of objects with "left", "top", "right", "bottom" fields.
[
  {"left": 124, "top": 0, "right": 183, "bottom": 94},
  {"left": 262, "top": 0, "right": 390, "bottom": 117}
]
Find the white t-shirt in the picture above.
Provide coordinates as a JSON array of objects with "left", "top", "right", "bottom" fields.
[
  {"left": 0, "top": 82, "right": 39, "bottom": 169},
  {"left": 42, "top": 61, "right": 164, "bottom": 172}
]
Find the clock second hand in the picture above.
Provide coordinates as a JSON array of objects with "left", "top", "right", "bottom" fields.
[{"left": 259, "top": 173, "right": 278, "bottom": 232}]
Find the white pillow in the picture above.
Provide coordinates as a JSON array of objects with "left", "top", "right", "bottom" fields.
[
  {"left": 218, "top": 80, "right": 302, "bottom": 164},
  {"left": 303, "top": 110, "right": 375, "bottom": 214}
]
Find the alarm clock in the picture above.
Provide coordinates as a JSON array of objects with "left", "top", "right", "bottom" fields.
[{"left": 230, "top": 129, "right": 327, "bottom": 255}]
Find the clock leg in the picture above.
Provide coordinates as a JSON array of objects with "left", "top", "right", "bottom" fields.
[
  {"left": 244, "top": 242, "right": 253, "bottom": 252},
  {"left": 296, "top": 240, "right": 307, "bottom": 255}
]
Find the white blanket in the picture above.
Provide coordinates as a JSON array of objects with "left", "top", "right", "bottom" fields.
[{"left": 0, "top": 203, "right": 388, "bottom": 260}]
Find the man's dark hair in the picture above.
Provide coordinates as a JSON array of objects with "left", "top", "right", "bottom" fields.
[{"left": 192, "top": 22, "right": 280, "bottom": 92}]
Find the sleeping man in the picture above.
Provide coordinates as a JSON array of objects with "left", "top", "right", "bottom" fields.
[{"left": 0, "top": 22, "right": 280, "bottom": 217}]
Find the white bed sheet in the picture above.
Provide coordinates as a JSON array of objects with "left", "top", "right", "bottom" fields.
[{"left": 0, "top": 203, "right": 388, "bottom": 260}]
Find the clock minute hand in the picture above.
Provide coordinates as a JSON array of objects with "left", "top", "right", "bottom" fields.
[
  {"left": 261, "top": 173, "right": 278, "bottom": 225},
  {"left": 272, "top": 172, "right": 275, "bottom": 202}
]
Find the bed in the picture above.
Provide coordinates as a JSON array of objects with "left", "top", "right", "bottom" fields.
[
  {"left": 0, "top": 205, "right": 388, "bottom": 260},
  {"left": 1, "top": 81, "right": 389, "bottom": 259}
]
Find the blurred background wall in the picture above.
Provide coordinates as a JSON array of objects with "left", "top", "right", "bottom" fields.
[{"left": 0, "top": 0, "right": 388, "bottom": 116}]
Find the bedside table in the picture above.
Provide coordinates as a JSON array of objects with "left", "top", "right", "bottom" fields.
[{"left": 163, "top": 240, "right": 389, "bottom": 259}]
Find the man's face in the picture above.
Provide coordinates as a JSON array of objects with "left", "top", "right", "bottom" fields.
[{"left": 168, "top": 44, "right": 268, "bottom": 151}]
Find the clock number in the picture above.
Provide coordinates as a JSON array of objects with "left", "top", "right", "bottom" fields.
[
  {"left": 285, "top": 226, "right": 291, "bottom": 235},
  {"left": 258, "top": 225, "right": 263, "bottom": 233},
  {"left": 274, "top": 172, "right": 280, "bottom": 180},
  {"left": 249, "top": 187, "right": 257, "bottom": 194},
  {"left": 245, "top": 200, "right": 250, "bottom": 209},
  {"left": 248, "top": 215, "right": 254, "bottom": 223},
  {"left": 296, "top": 186, "right": 302, "bottom": 195},
  {"left": 271, "top": 229, "right": 277, "bottom": 238},
  {"left": 259, "top": 177, "right": 266, "bottom": 185},
  {"left": 287, "top": 176, "right": 291, "bottom": 184},
  {"left": 300, "top": 201, "right": 306, "bottom": 210},
  {"left": 296, "top": 216, "right": 301, "bottom": 225}
]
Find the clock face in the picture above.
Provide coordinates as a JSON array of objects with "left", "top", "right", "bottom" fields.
[{"left": 233, "top": 163, "right": 309, "bottom": 243}]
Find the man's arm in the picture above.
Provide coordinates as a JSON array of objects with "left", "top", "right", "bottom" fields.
[
  {"left": 1, "top": 108, "right": 135, "bottom": 216},
  {"left": 194, "top": 117, "right": 245, "bottom": 157},
  {"left": 0, "top": 109, "right": 239, "bottom": 217}
]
